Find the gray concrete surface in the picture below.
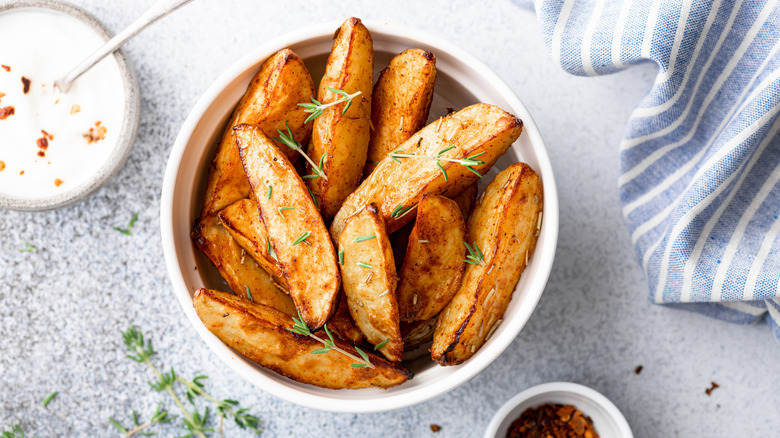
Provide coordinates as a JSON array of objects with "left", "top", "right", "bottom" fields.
[{"left": 1, "top": 1, "right": 779, "bottom": 437}]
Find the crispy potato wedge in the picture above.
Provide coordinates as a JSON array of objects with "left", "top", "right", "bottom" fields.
[
  {"left": 338, "top": 204, "right": 403, "bottom": 362},
  {"left": 431, "top": 163, "right": 543, "bottom": 365},
  {"left": 364, "top": 48, "right": 436, "bottom": 177},
  {"left": 194, "top": 289, "right": 412, "bottom": 389},
  {"left": 191, "top": 216, "right": 295, "bottom": 316},
  {"left": 450, "top": 183, "right": 479, "bottom": 219},
  {"left": 331, "top": 103, "right": 523, "bottom": 239},
  {"left": 201, "top": 49, "right": 315, "bottom": 218},
  {"left": 401, "top": 316, "right": 437, "bottom": 352},
  {"left": 306, "top": 17, "right": 373, "bottom": 220},
  {"left": 397, "top": 194, "right": 466, "bottom": 322},
  {"left": 236, "top": 125, "right": 340, "bottom": 329},
  {"left": 217, "top": 198, "right": 287, "bottom": 290},
  {"left": 328, "top": 293, "right": 364, "bottom": 344}
]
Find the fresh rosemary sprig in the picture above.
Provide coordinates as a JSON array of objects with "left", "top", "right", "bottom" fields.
[
  {"left": 374, "top": 339, "right": 389, "bottom": 350},
  {"left": 353, "top": 235, "right": 376, "bottom": 243},
  {"left": 278, "top": 206, "right": 295, "bottom": 219},
  {"left": 41, "top": 391, "right": 57, "bottom": 407},
  {"left": 302, "top": 153, "right": 327, "bottom": 180},
  {"left": 462, "top": 241, "right": 486, "bottom": 266},
  {"left": 388, "top": 149, "right": 486, "bottom": 179},
  {"left": 266, "top": 237, "right": 278, "bottom": 262},
  {"left": 286, "top": 312, "right": 374, "bottom": 369},
  {"left": 292, "top": 231, "right": 311, "bottom": 246},
  {"left": 0, "top": 425, "right": 26, "bottom": 438},
  {"left": 356, "top": 261, "right": 373, "bottom": 269},
  {"left": 298, "top": 88, "right": 362, "bottom": 123},
  {"left": 114, "top": 212, "right": 140, "bottom": 235},
  {"left": 338, "top": 250, "right": 345, "bottom": 266},
  {"left": 18, "top": 240, "right": 35, "bottom": 252},
  {"left": 390, "top": 204, "right": 414, "bottom": 220},
  {"left": 273, "top": 122, "right": 328, "bottom": 180},
  {"left": 118, "top": 327, "right": 262, "bottom": 437},
  {"left": 109, "top": 403, "right": 173, "bottom": 437},
  {"left": 266, "top": 185, "right": 272, "bottom": 200},
  {"left": 244, "top": 285, "right": 253, "bottom": 302},
  {"left": 307, "top": 187, "right": 319, "bottom": 208}
]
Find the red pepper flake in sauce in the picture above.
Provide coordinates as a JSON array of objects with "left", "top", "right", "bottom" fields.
[
  {"left": 1, "top": 65, "right": 9, "bottom": 72},
  {"left": 83, "top": 121, "right": 107, "bottom": 143},
  {"left": 54, "top": 178, "right": 64, "bottom": 187},
  {"left": 0, "top": 106, "right": 14, "bottom": 119},
  {"left": 0, "top": 92, "right": 5, "bottom": 103},
  {"left": 506, "top": 404, "right": 600, "bottom": 438},
  {"left": 37, "top": 150, "right": 45, "bottom": 157},
  {"left": 0, "top": 161, "right": 5, "bottom": 172},
  {"left": 705, "top": 381, "right": 719, "bottom": 396},
  {"left": 21, "top": 76, "right": 31, "bottom": 94},
  {"left": 19, "top": 170, "right": 24, "bottom": 175}
]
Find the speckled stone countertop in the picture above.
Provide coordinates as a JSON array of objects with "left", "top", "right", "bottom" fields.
[{"left": 2, "top": 1, "right": 779, "bottom": 437}]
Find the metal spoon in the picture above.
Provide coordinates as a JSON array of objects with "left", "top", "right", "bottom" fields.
[{"left": 55, "top": 0, "right": 195, "bottom": 93}]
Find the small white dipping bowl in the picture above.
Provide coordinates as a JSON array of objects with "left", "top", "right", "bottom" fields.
[
  {"left": 161, "top": 20, "right": 559, "bottom": 413},
  {"left": 0, "top": 0, "right": 140, "bottom": 211},
  {"left": 484, "top": 382, "right": 634, "bottom": 438}
]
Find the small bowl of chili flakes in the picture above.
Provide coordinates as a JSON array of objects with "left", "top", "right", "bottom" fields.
[{"left": 484, "top": 382, "right": 633, "bottom": 438}]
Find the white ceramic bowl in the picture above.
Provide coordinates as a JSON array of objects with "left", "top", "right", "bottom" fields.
[
  {"left": 161, "top": 20, "right": 558, "bottom": 413},
  {"left": 0, "top": 0, "right": 140, "bottom": 211},
  {"left": 484, "top": 382, "right": 634, "bottom": 438}
]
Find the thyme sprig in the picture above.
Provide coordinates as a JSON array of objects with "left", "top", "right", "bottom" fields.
[
  {"left": 273, "top": 122, "right": 328, "bottom": 180},
  {"left": 287, "top": 312, "right": 374, "bottom": 369},
  {"left": 109, "top": 403, "right": 173, "bottom": 437},
  {"left": 462, "top": 241, "right": 486, "bottom": 266},
  {"left": 114, "top": 212, "right": 139, "bottom": 236},
  {"left": 0, "top": 425, "right": 26, "bottom": 438},
  {"left": 298, "top": 88, "right": 362, "bottom": 123},
  {"left": 18, "top": 240, "right": 35, "bottom": 252},
  {"left": 388, "top": 149, "right": 486, "bottom": 179},
  {"left": 118, "top": 327, "right": 262, "bottom": 437}
]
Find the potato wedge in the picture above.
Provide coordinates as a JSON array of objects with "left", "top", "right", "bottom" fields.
[
  {"left": 450, "top": 183, "right": 479, "bottom": 219},
  {"left": 328, "top": 293, "right": 364, "bottom": 344},
  {"left": 217, "top": 198, "right": 287, "bottom": 290},
  {"left": 306, "top": 17, "right": 373, "bottom": 220},
  {"left": 397, "top": 194, "right": 466, "bottom": 321},
  {"left": 236, "top": 124, "right": 340, "bottom": 329},
  {"left": 338, "top": 204, "right": 403, "bottom": 362},
  {"left": 194, "top": 289, "right": 412, "bottom": 389},
  {"left": 201, "top": 49, "right": 315, "bottom": 217},
  {"left": 431, "top": 163, "right": 543, "bottom": 365},
  {"left": 364, "top": 48, "right": 436, "bottom": 177},
  {"left": 191, "top": 216, "right": 295, "bottom": 316},
  {"left": 331, "top": 103, "right": 523, "bottom": 239},
  {"left": 401, "top": 316, "right": 437, "bottom": 352}
]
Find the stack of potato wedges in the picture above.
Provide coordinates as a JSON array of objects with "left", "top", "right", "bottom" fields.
[{"left": 191, "top": 17, "right": 544, "bottom": 390}]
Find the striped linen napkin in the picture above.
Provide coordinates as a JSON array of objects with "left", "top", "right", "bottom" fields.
[{"left": 518, "top": 0, "right": 780, "bottom": 341}]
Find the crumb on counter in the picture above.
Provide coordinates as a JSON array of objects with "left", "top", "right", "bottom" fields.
[
  {"left": 1, "top": 64, "right": 9, "bottom": 72},
  {"left": 0, "top": 106, "right": 14, "bottom": 119},
  {"left": 21, "top": 76, "right": 30, "bottom": 94},
  {"left": 430, "top": 424, "right": 441, "bottom": 433},
  {"left": 54, "top": 178, "right": 64, "bottom": 187},
  {"left": 70, "top": 104, "right": 80, "bottom": 114},
  {"left": 705, "top": 381, "right": 719, "bottom": 396},
  {"left": 634, "top": 365, "right": 643, "bottom": 375},
  {"left": 84, "top": 120, "right": 107, "bottom": 143}
]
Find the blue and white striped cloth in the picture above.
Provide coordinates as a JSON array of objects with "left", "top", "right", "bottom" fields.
[{"left": 521, "top": 0, "right": 780, "bottom": 341}]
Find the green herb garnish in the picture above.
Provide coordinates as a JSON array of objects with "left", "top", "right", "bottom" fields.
[
  {"left": 287, "top": 312, "right": 373, "bottom": 368},
  {"left": 298, "top": 88, "right": 362, "bottom": 123},
  {"left": 273, "top": 122, "right": 327, "bottom": 180},
  {"left": 374, "top": 339, "right": 389, "bottom": 350},
  {"left": 462, "top": 241, "right": 485, "bottom": 266},
  {"left": 356, "top": 261, "right": 373, "bottom": 269},
  {"left": 353, "top": 235, "right": 376, "bottom": 243},
  {"left": 18, "top": 240, "right": 35, "bottom": 252},
  {"left": 292, "top": 231, "right": 311, "bottom": 246},
  {"left": 41, "top": 391, "right": 58, "bottom": 407},
  {"left": 114, "top": 212, "right": 139, "bottom": 236}
]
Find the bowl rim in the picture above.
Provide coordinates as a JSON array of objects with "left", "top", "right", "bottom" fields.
[
  {"left": 0, "top": 0, "right": 140, "bottom": 211},
  {"left": 161, "top": 19, "right": 559, "bottom": 413},
  {"left": 483, "top": 382, "right": 634, "bottom": 438}
]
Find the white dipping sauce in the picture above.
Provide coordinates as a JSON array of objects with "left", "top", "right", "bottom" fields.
[{"left": 0, "top": 8, "right": 126, "bottom": 200}]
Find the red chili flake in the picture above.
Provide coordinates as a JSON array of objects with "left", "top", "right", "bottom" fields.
[
  {"left": 0, "top": 92, "right": 5, "bottom": 103},
  {"left": 83, "top": 120, "right": 107, "bottom": 143},
  {"left": 41, "top": 130, "right": 53, "bottom": 141},
  {"left": 0, "top": 161, "right": 5, "bottom": 172},
  {"left": 430, "top": 424, "right": 441, "bottom": 433},
  {"left": 36, "top": 137, "right": 49, "bottom": 150},
  {"left": 0, "top": 106, "right": 14, "bottom": 119},
  {"left": 705, "top": 382, "right": 720, "bottom": 396},
  {"left": 1, "top": 65, "right": 9, "bottom": 72},
  {"left": 506, "top": 403, "right": 600, "bottom": 438},
  {"left": 54, "top": 178, "right": 64, "bottom": 187},
  {"left": 19, "top": 170, "right": 24, "bottom": 175},
  {"left": 37, "top": 150, "right": 45, "bottom": 157},
  {"left": 21, "top": 77, "right": 30, "bottom": 94},
  {"left": 634, "top": 365, "right": 643, "bottom": 375}
]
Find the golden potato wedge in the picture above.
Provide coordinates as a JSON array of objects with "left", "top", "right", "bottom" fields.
[
  {"left": 450, "top": 183, "right": 479, "bottom": 219},
  {"left": 236, "top": 125, "right": 340, "bottom": 330},
  {"left": 364, "top": 48, "right": 437, "bottom": 177},
  {"left": 191, "top": 216, "right": 295, "bottom": 316},
  {"left": 217, "top": 198, "right": 288, "bottom": 290},
  {"left": 328, "top": 293, "right": 364, "bottom": 344},
  {"left": 201, "top": 49, "right": 315, "bottom": 218},
  {"left": 194, "top": 289, "right": 412, "bottom": 389},
  {"left": 338, "top": 204, "right": 403, "bottom": 362},
  {"left": 397, "top": 194, "right": 466, "bottom": 321},
  {"left": 431, "top": 163, "right": 543, "bottom": 365},
  {"left": 306, "top": 17, "right": 373, "bottom": 220},
  {"left": 331, "top": 103, "right": 523, "bottom": 239},
  {"left": 401, "top": 316, "right": 437, "bottom": 352}
]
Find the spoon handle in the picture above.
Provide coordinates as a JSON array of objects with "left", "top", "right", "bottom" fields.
[{"left": 57, "top": 0, "right": 195, "bottom": 92}]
